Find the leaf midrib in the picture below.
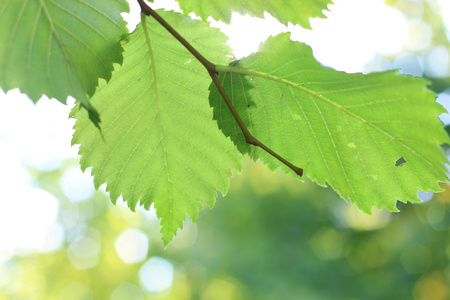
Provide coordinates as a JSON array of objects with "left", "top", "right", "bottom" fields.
[{"left": 142, "top": 13, "right": 174, "bottom": 234}]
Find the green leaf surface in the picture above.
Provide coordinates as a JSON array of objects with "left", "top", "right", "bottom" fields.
[
  {"left": 72, "top": 11, "right": 242, "bottom": 245},
  {"left": 211, "top": 33, "right": 449, "bottom": 212},
  {"left": 0, "top": 0, "right": 129, "bottom": 119},
  {"left": 175, "top": 0, "right": 332, "bottom": 29}
]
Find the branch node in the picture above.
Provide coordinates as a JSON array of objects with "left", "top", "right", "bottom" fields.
[{"left": 245, "top": 135, "right": 258, "bottom": 146}]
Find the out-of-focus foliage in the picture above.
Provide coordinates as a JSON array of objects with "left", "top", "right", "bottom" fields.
[
  {"left": 382, "top": 0, "right": 450, "bottom": 93},
  {"left": 1, "top": 159, "right": 448, "bottom": 300}
]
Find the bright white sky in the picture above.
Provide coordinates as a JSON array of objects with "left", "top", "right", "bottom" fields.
[{"left": 0, "top": 0, "right": 449, "bottom": 268}]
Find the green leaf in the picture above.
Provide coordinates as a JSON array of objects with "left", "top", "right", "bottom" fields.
[
  {"left": 0, "top": 0, "right": 129, "bottom": 121},
  {"left": 211, "top": 33, "right": 449, "bottom": 212},
  {"left": 176, "top": 0, "right": 332, "bottom": 29},
  {"left": 72, "top": 10, "right": 242, "bottom": 245}
]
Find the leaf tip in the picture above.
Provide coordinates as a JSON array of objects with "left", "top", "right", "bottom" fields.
[{"left": 160, "top": 225, "right": 178, "bottom": 248}]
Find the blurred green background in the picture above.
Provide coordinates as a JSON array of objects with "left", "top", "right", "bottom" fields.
[
  {"left": 0, "top": 158, "right": 449, "bottom": 300},
  {"left": 1, "top": 0, "right": 450, "bottom": 299}
]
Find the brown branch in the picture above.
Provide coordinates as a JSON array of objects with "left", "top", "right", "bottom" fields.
[{"left": 137, "top": 0, "right": 303, "bottom": 177}]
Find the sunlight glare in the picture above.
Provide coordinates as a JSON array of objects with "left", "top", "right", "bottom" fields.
[
  {"left": 438, "top": 0, "right": 450, "bottom": 38},
  {"left": 211, "top": 12, "right": 289, "bottom": 59},
  {"left": 406, "top": 20, "right": 432, "bottom": 51},
  {"left": 306, "top": 0, "right": 408, "bottom": 72},
  {"left": 0, "top": 185, "right": 61, "bottom": 261},
  {"left": 122, "top": 0, "right": 409, "bottom": 73}
]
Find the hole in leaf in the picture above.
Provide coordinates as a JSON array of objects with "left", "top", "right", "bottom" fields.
[{"left": 395, "top": 156, "right": 407, "bottom": 167}]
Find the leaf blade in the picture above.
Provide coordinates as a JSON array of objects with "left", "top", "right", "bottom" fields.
[
  {"left": 0, "top": 0, "right": 129, "bottom": 118},
  {"left": 212, "top": 33, "right": 449, "bottom": 212},
  {"left": 175, "top": 0, "right": 333, "bottom": 28},
  {"left": 72, "top": 10, "right": 242, "bottom": 244}
]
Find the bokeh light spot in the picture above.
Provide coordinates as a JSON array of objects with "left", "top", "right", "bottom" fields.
[
  {"left": 200, "top": 278, "right": 243, "bottom": 300},
  {"left": 60, "top": 166, "right": 94, "bottom": 202},
  {"left": 426, "top": 202, "right": 447, "bottom": 230},
  {"left": 110, "top": 282, "right": 144, "bottom": 300},
  {"left": 406, "top": 20, "right": 432, "bottom": 51},
  {"left": 425, "top": 45, "right": 449, "bottom": 77},
  {"left": 334, "top": 203, "right": 391, "bottom": 231},
  {"left": 139, "top": 256, "right": 174, "bottom": 294},
  {"left": 310, "top": 228, "right": 344, "bottom": 260},
  {"left": 114, "top": 228, "right": 149, "bottom": 264},
  {"left": 401, "top": 244, "right": 432, "bottom": 274},
  {"left": 413, "top": 272, "right": 449, "bottom": 300},
  {"left": 67, "top": 236, "right": 100, "bottom": 270}
]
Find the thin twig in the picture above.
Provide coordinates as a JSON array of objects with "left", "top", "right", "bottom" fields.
[
  {"left": 137, "top": 0, "right": 215, "bottom": 72},
  {"left": 137, "top": 0, "right": 303, "bottom": 177}
]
